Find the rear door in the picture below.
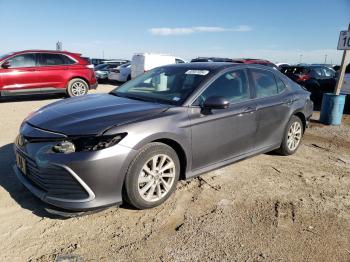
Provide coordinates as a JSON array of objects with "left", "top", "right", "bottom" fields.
[
  {"left": 35, "top": 53, "right": 74, "bottom": 88},
  {"left": 0, "top": 53, "right": 39, "bottom": 90},
  {"left": 249, "top": 68, "right": 293, "bottom": 149}
]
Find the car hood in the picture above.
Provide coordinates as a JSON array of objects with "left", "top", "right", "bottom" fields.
[{"left": 27, "top": 94, "right": 169, "bottom": 136}]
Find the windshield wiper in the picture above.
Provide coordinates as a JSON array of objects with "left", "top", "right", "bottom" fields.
[
  {"left": 111, "top": 92, "right": 152, "bottom": 102},
  {"left": 111, "top": 92, "right": 176, "bottom": 105}
]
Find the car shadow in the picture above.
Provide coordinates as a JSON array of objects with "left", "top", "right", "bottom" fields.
[
  {"left": 0, "top": 93, "right": 65, "bottom": 103},
  {"left": 0, "top": 143, "right": 68, "bottom": 219}
]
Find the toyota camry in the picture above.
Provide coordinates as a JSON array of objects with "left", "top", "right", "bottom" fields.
[{"left": 14, "top": 63, "right": 313, "bottom": 211}]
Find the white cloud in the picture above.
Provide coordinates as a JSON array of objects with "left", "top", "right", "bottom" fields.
[{"left": 149, "top": 25, "right": 252, "bottom": 36}]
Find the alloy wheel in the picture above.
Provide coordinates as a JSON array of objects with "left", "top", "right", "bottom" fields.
[
  {"left": 137, "top": 154, "right": 176, "bottom": 202},
  {"left": 71, "top": 81, "right": 87, "bottom": 96},
  {"left": 287, "top": 121, "right": 302, "bottom": 151}
]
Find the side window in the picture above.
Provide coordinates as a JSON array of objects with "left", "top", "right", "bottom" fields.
[
  {"left": 62, "top": 55, "right": 76, "bottom": 65},
  {"left": 40, "top": 54, "right": 73, "bottom": 66},
  {"left": 6, "top": 54, "right": 36, "bottom": 68},
  {"left": 313, "top": 67, "right": 323, "bottom": 77},
  {"left": 199, "top": 69, "right": 250, "bottom": 104},
  {"left": 250, "top": 69, "right": 279, "bottom": 98},
  {"left": 323, "top": 68, "right": 335, "bottom": 77},
  {"left": 275, "top": 76, "right": 287, "bottom": 93}
]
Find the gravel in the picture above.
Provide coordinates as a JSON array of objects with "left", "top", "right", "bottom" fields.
[{"left": 0, "top": 85, "right": 349, "bottom": 261}]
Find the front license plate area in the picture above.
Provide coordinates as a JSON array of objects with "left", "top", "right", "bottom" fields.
[{"left": 16, "top": 153, "right": 26, "bottom": 175}]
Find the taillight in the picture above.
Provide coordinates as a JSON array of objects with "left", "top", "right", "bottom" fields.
[
  {"left": 86, "top": 64, "right": 94, "bottom": 69},
  {"left": 298, "top": 74, "right": 310, "bottom": 82}
]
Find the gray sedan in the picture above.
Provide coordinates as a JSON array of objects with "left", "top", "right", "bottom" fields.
[{"left": 14, "top": 63, "right": 313, "bottom": 211}]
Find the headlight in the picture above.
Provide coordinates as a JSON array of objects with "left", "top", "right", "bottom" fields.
[
  {"left": 52, "top": 141, "right": 76, "bottom": 154},
  {"left": 52, "top": 133, "right": 126, "bottom": 154}
]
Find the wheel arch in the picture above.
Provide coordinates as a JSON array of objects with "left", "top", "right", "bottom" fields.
[
  {"left": 152, "top": 138, "right": 188, "bottom": 181},
  {"left": 292, "top": 110, "right": 307, "bottom": 132},
  {"left": 66, "top": 76, "right": 90, "bottom": 88}
]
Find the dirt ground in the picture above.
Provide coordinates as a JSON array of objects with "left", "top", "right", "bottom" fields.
[{"left": 0, "top": 85, "right": 350, "bottom": 262}]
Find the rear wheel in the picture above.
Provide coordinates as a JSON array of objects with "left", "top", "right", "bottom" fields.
[
  {"left": 277, "top": 115, "right": 303, "bottom": 155},
  {"left": 67, "top": 78, "right": 89, "bottom": 97},
  {"left": 124, "top": 143, "right": 180, "bottom": 209}
]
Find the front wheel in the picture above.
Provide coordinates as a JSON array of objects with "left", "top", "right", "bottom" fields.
[
  {"left": 124, "top": 143, "right": 180, "bottom": 209},
  {"left": 277, "top": 115, "right": 303, "bottom": 155},
  {"left": 67, "top": 78, "right": 89, "bottom": 97}
]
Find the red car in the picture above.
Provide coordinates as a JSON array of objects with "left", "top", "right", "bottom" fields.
[
  {"left": 0, "top": 50, "right": 97, "bottom": 97},
  {"left": 231, "top": 58, "right": 279, "bottom": 70}
]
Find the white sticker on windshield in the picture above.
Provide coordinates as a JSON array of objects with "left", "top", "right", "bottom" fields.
[
  {"left": 173, "top": 97, "right": 180, "bottom": 101},
  {"left": 185, "top": 70, "right": 209, "bottom": 75}
]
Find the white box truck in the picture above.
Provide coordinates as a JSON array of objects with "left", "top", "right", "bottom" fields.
[{"left": 131, "top": 53, "right": 185, "bottom": 79}]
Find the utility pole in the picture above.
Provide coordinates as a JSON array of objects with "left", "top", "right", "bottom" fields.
[
  {"left": 324, "top": 54, "right": 328, "bottom": 64},
  {"left": 299, "top": 54, "right": 303, "bottom": 64}
]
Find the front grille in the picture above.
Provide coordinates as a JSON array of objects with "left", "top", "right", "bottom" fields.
[{"left": 18, "top": 151, "right": 89, "bottom": 200}]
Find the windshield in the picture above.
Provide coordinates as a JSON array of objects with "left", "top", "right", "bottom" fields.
[
  {"left": 0, "top": 52, "right": 13, "bottom": 60},
  {"left": 111, "top": 67, "right": 210, "bottom": 105},
  {"left": 94, "top": 64, "right": 109, "bottom": 70},
  {"left": 282, "top": 67, "right": 308, "bottom": 75},
  {"left": 120, "top": 62, "right": 131, "bottom": 68}
]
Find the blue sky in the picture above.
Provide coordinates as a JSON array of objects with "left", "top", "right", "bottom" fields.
[{"left": 0, "top": 0, "right": 349, "bottom": 64}]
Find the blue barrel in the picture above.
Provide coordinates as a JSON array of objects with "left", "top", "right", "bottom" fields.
[{"left": 320, "top": 93, "right": 346, "bottom": 125}]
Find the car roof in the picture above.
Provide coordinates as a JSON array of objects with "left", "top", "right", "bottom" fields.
[
  {"left": 162, "top": 62, "right": 276, "bottom": 72},
  {"left": 191, "top": 57, "right": 233, "bottom": 62},
  {"left": 9, "top": 50, "right": 79, "bottom": 55}
]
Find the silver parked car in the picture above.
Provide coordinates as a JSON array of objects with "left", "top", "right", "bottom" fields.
[{"left": 14, "top": 63, "right": 313, "bottom": 211}]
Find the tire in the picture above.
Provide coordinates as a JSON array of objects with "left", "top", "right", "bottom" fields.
[
  {"left": 67, "top": 78, "right": 89, "bottom": 97},
  {"left": 277, "top": 115, "right": 304, "bottom": 156},
  {"left": 124, "top": 142, "right": 180, "bottom": 209}
]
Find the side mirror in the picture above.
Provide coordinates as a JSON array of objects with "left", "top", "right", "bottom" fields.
[
  {"left": 203, "top": 96, "right": 230, "bottom": 110},
  {"left": 1, "top": 61, "right": 10, "bottom": 69}
]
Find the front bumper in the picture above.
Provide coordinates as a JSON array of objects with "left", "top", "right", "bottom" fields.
[
  {"left": 14, "top": 136, "right": 137, "bottom": 211},
  {"left": 90, "top": 82, "right": 98, "bottom": 90}
]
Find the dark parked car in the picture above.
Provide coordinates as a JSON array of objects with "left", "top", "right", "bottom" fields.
[
  {"left": 280, "top": 65, "right": 336, "bottom": 105},
  {"left": 0, "top": 50, "right": 97, "bottom": 97},
  {"left": 191, "top": 57, "right": 279, "bottom": 70},
  {"left": 14, "top": 63, "right": 313, "bottom": 211}
]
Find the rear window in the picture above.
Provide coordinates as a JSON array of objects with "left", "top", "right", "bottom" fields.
[
  {"left": 94, "top": 64, "right": 109, "bottom": 70},
  {"left": 40, "top": 53, "right": 75, "bottom": 66},
  {"left": 282, "top": 67, "right": 308, "bottom": 75}
]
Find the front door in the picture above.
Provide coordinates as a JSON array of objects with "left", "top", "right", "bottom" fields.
[
  {"left": 189, "top": 69, "right": 258, "bottom": 170},
  {"left": 0, "top": 53, "right": 39, "bottom": 90}
]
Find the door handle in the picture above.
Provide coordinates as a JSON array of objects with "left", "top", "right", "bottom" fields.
[
  {"left": 242, "top": 106, "right": 256, "bottom": 113},
  {"left": 284, "top": 98, "right": 297, "bottom": 105}
]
